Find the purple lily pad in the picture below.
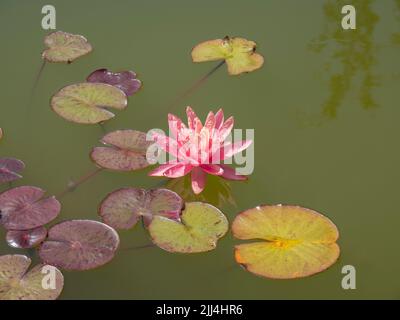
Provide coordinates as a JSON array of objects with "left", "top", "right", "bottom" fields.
[
  {"left": 0, "top": 254, "right": 63, "bottom": 300},
  {"left": 38, "top": 220, "right": 120, "bottom": 271},
  {"left": 87, "top": 68, "right": 142, "bottom": 96},
  {"left": 90, "top": 130, "right": 152, "bottom": 171},
  {"left": 0, "top": 186, "right": 61, "bottom": 230},
  {"left": 99, "top": 188, "right": 183, "bottom": 229},
  {"left": 0, "top": 158, "right": 25, "bottom": 184},
  {"left": 6, "top": 226, "right": 47, "bottom": 249}
]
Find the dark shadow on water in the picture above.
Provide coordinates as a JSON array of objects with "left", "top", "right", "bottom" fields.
[
  {"left": 308, "top": 0, "right": 380, "bottom": 119},
  {"left": 163, "top": 174, "right": 236, "bottom": 209}
]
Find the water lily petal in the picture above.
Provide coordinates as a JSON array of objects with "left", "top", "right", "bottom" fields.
[
  {"left": 191, "top": 167, "right": 207, "bottom": 194},
  {"left": 200, "top": 164, "right": 224, "bottom": 176},
  {"left": 219, "top": 164, "right": 248, "bottom": 181},
  {"left": 186, "top": 106, "right": 199, "bottom": 130},
  {"left": 214, "top": 108, "right": 224, "bottom": 129},
  {"left": 168, "top": 113, "right": 185, "bottom": 139},
  {"left": 152, "top": 132, "right": 180, "bottom": 159},
  {"left": 163, "top": 163, "right": 193, "bottom": 178},
  {"left": 219, "top": 116, "right": 234, "bottom": 141},
  {"left": 221, "top": 140, "right": 252, "bottom": 160},
  {"left": 148, "top": 163, "right": 179, "bottom": 177}
]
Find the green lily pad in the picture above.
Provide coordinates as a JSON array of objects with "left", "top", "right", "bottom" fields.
[
  {"left": 42, "top": 31, "right": 92, "bottom": 63},
  {"left": 0, "top": 255, "right": 63, "bottom": 300},
  {"left": 90, "top": 130, "right": 151, "bottom": 171},
  {"left": 51, "top": 83, "right": 127, "bottom": 124},
  {"left": 148, "top": 202, "right": 228, "bottom": 253},
  {"left": 99, "top": 187, "right": 183, "bottom": 229},
  {"left": 191, "top": 36, "right": 264, "bottom": 75},
  {"left": 232, "top": 205, "right": 340, "bottom": 279}
]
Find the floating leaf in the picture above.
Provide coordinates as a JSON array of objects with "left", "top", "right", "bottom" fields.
[
  {"left": 0, "top": 255, "right": 63, "bottom": 300},
  {"left": 191, "top": 36, "right": 264, "bottom": 75},
  {"left": 0, "top": 158, "right": 25, "bottom": 184},
  {"left": 38, "top": 220, "right": 120, "bottom": 270},
  {"left": 87, "top": 69, "right": 142, "bottom": 96},
  {"left": 51, "top": 83, "right": 127, "bottom": 124},
  {"left": 232, "top": 205, "right": 340, "bottom": 279},
  {"left": 90, "top": 130, "right": 151, "bottom": 171},
  {"left": 42, "top": 31, "right": 92, "bottom": 63},
  {"left": 148, "top": 202, "right": 228, "bottom": 253},
  {"left": 0, "top": 186, "right": 60, "bottom": 230},
  {"left": 99, "top": 187, "right": 183, "bottom": 229},
  {"left": 6, "top": 227, "right": 47, "bottom": 249}
]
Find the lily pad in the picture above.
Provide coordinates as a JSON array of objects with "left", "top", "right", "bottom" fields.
[
  {"left": 232, "top": 205, "right": 340, "bottom": 279},
  {"left": 42, "top": 31, "right": 92, "bottom": 63},
  {"left": 148, "top": 202, "right": 228, "bottom": 253},
  {"left": 87, "top": 69, "right": 142, "bottom": 96},
  {"left": 0, "top": 255, "right": 63, "bottom": 300},
  {"left": 0, "top": 186, "right": 61, "bottom": 230},
  {"left": 191, "top": 36, "right": 264, "bottom": 75},
  {"left": 90, "top": 130, "right": 151, "bottom": 171},
  {"left": 38, "top": 220, "right": 120, "bottom": 270},
  {"left": 0, "top": 158, "right": 25, "bottom": 184},
  {"left": 6, "top": 227, "right": 47, "bottom": 249},
  {"left": 51, "top": 83, "right": 127, "bottom": 124},
  {"left": 99, "top": 187, "right": 183, "bottom": 229}
]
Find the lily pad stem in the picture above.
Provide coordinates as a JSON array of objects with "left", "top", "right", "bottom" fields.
[
  {"left": 57, "top": 167, "right": 103, "bottom": 199},
  {"left": 166, "top": 60, "right": 226, "bottom": 114}
]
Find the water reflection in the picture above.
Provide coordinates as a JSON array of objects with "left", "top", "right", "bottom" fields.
[
  {"left": 309, "top": 0, "right": 380, "bottom": 118},
  {"left": 165, "top": 175, "right": 236, "bottom": 208},
  {"left": 393, "top": 0, "right": 400, "bottom": 45}
]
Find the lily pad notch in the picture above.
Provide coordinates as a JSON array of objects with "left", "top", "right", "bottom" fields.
[{"left": 232, "top": 205, "right": 340, "bottom": 279}]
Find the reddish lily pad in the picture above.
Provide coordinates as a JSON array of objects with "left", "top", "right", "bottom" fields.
[
  {"left": 42, "top": 31, "right": 92, "bottom": 63},
  {"left": 6, "top": 227, "right": 47, "bottom": 249},
  {"left": 0, "top": 158, "right": 25, "bottom": 184},
  {"left": 51, "top": 83, "right": 128, "bottom": 124},
  {"left": 0, "top": 186, "right": 61, "bottom": 230},
  {"left": 90, "top": 130, "right": 151, "bottom": 171},
  {"left": 87, "top": 69, "right": 142, "bottom": 96},
  {"left": 148, "top": 202, "right": 228, "bottom": 253},
  {"left": 99, "top": 187, "right": 183, "bottom": 229},
  {"left": 38, "top": 220, "right": 120, "bottom": 271},
  {"left": 0, "top": 255, "right": 63, "bottom": 300}
]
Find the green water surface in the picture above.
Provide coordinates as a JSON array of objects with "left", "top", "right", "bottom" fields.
[{"left": 0, "top": 0, "right": 399, "bottom": 299}]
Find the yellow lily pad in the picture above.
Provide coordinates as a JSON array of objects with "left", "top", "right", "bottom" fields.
[
  {"left": 148, "top": 202, "right": 228, "bottom": 253},
  {"left": 42, "top": 31, "right": 92, "bottom": 63},
  {"left": 0, "top": 255, "right": 64, "bottom": 300},
  {"left": 191, "top": 36, "right": 264, "bottom": 75},
  {"left": 51, "top": 83, "right": 127, "bottom": 124},
  {"left": 232, "top": 205, "right": 340, "bottom": 279}
]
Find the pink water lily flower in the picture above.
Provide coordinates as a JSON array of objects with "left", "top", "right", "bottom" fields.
[{"left": 149, "top": 107, "right": 252, "bottom": 194}]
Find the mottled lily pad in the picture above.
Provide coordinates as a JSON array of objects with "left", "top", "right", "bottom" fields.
[
  {"left": 90, "top": 130, "right": 151, "bottom": 171},
  {"left": 232, "top": 205, "right": 340, "bottom": 279},
  {"left": 87, "top": 69, "right": 142, "bottom": 96},
  {"left": 148, "top": 202, "right": 228, "bottom": 253},
  {"left": 191, "top": 36, "right": 264, "bottom": 75},
  {"left": 6, "top": 227, "right": 47, "bottom": 249},
  {"left": 0, "top": 186, "right": 61, "bottom": 230},
  {"left": 38, "top": 220, "right": 120, "bottom": 270},
  {"left": 0, "top": 255, "right": 63, "bottom": 300},
  {"left": 51, "top": 83, "right": 127, "bottom": 124},
  {"left": 0, "top": 158, "right": 25, "bottom": 184},
  {"left": 42, "top": 31, "right": 92, "bottom": 63},
  {"left": 99, "top": 188, "right": 183, "bottom": 229}
]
